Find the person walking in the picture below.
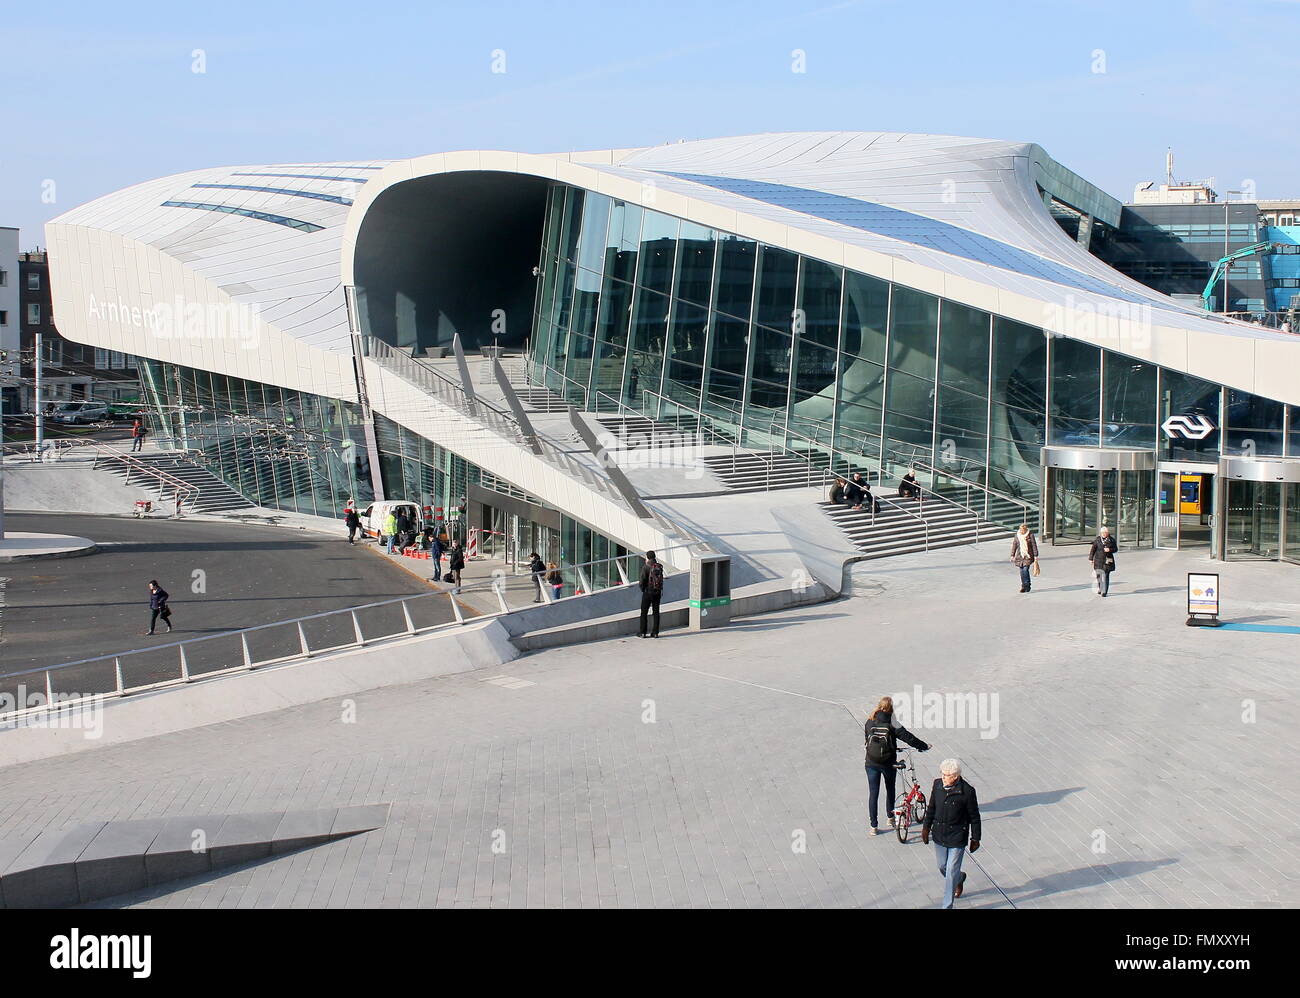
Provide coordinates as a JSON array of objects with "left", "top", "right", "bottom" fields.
[
  {"left": 146, "top": 580, "right": 173, "bottom": 635},
  {"left": 428, "top": 532, "right": 445, "bottom": 582},
  {"left": 383, "top": 510, "right": 398, "bottom": 554},
  {"left": 1087, "top": 526, "right": 1118, "bottom": 597},
  {"left": 394, "top": 509, "right": 412, "bottom": 553},
  {"left": 863, "top": 696, "right": 930, "bottom": 835},
  {"left": 130, "top": 418, "right": 146, "bottom": 453},
  {"left": 546, "top": 562, "right": 563, "bottom": 601},
  {"left": 1010, "top": 523, "right": 1039, "bottom": 593},
  {"left": 447, "top": 541, "right": 465, "bottom": 592},
  {"left": 528, "top": 551, "right": 546, "bottom": 602},
  {"left": 637, "top": 550, "right": 665, "bottom": 638},
  {"left": 921, "top": 758, "right": 981, "bottom": 909},
  {"left": 344, "top": 507, "right": 361, "bottom": 545}
]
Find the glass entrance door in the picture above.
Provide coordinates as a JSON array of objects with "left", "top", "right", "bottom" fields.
[
  {"left": 1225, "top": 480, "right": 1281, "bottom": 560},
  {"left": 1048, "top": 468, "right": 1153, "bottom": 547},
  {"left": 1157, "top": 471, "right": 1180, "bottom": 548}
]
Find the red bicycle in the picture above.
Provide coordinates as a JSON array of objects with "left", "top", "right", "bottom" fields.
[{"left": 892, "top": 750, "right": 928, "bottom": 843}]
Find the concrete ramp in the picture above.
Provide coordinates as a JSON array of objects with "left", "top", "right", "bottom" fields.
[{"left": 0, "top": 804, "right": 390, "bottom": 907}]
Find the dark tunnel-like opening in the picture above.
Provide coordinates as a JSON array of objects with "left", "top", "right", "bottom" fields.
[{"left": 353, "top": 171, "right": 549, "bottom": 354}]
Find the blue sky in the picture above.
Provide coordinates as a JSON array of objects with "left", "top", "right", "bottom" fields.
[{"left": 3, "top": 0, "right": 1298, "bottom": 246}]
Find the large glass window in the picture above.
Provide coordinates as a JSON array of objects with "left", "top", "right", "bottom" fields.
[
  {"left": 674, "top": 222, "right": 715, "bottom": 307},
  {"left": 1050, "top": 337, "right": 1101, "bottom": 447},
  {"left": 636, "top": 211, "right": 679, "bottom": 296},
  {"left": 1159, "top": 369, "right": 1221, "bottom": 463},
  {"left": 1224, "top": 389, "right": 1284, "bottom": 456},
  {"left": 713, "top": 235, "right": 756, "bottom": 319},
  {"left": 990, "top": 318, "right": 1046, "bottom": 496},
  {"left": 936, "top": 302, "right": 990, "bottom": 479},
  {"left": 841, "top": 271, "right": 888, "bottom": 365},
  {"left": 1103, "top": 352, "right": 1157, "bottom": 449},
  {"left": 754, "top": 246, "right": 798, "bottom": 332},
  {"left": 884, "top": 287, "right": 939, "bottom": 467}
]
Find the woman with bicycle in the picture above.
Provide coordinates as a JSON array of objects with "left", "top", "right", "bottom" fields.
[{"left": 864, "top": 696, "right": 930, "bottom": 835}]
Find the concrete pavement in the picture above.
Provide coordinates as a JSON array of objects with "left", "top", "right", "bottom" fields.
[{"left": 0, "top": 537, "right": 1294, "bottom": 907}]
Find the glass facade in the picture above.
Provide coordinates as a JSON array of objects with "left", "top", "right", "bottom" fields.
[
  {"left": 139, "top": 359, "right": 374, "bottom": 516},
  {"left": 529, "top": 181, "right": 1299, "bottom": 557}
]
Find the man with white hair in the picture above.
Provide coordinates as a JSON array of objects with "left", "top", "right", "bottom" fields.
[{"left": 921, "top": 758, "right": 982, "bottom": 908}]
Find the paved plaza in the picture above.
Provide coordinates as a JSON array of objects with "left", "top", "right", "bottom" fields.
[{"left": 0, "top": 537, "right": 1294, "bottom": 908}]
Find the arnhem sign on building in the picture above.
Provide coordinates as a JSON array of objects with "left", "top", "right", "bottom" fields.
[{"left": 43, "top": 131, "right": 1300, "bottom": 566}]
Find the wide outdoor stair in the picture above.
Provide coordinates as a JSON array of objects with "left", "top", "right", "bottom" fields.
[
  {"left": 823, "top": 496, "right": 1015, "bottom": 559},
  {"left": 510, "top": 387, "right": 571, "bottom": 412},
  {"left": 595, "top": 414, "right": 702, "bottom": 448},
  {"left": 700, "top": 450, "right": 832, "bottom": 492},
  {"left": 95, "top": 452, "right": 256, "bottom": 513}
]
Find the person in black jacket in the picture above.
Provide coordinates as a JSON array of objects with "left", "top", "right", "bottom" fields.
[
  {"left": 528, "top": 551, "right": 546, "bottom": 602},
  {"left": 344, "top": 507, "right": 361, "bottom": 545},
  {"left": 1087, "top": 526, "right": 1118, "bottom": 597},
  {"left": 844, "top": 475, "right": 865, "bottom": 510},
  {"left": 921, "top": 758, "right": 982, "bottom": 908},
  {"left": 863, "top": 696, "right": 930, "bottom": 834},
  {"left": 898, "top": 469, "right": 921, "bottom": 500},
  {"left": 638, "top": 551, "right": 664, "bottom": 638},
  {"left": 146, "top": 580, "right": 173, "bottom": 635},
  {"left": 447, "top": 541, "right": 465, "bottom": 592},
  {"left": 428, "top": 533, "right": 445, "bottom": 582}
]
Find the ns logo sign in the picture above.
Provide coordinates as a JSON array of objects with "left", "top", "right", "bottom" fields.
[{"left": 1161, "top": 414, "right": 1216, "bottom": 440}]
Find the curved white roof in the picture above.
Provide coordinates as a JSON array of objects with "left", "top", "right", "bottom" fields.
[{"left": 47, "top": 133, "right": 1300, "bottom": 406}]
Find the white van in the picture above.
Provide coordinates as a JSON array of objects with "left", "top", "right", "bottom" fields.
[{"left": 358, "top": 499, "right": 422, "bottom": 544}]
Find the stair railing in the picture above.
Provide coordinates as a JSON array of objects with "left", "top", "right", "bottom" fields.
[{"left": 93, "top": 447, "right": 200, "bottom": 516}]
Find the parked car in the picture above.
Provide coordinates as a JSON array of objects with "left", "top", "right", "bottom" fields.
[{"left": 50, "top": 401, "right": 110, "bottom": 425}]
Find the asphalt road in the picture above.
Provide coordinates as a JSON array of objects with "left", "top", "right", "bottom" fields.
[{"left": 0, "top": 513, "right": 453, "bottom": 697}]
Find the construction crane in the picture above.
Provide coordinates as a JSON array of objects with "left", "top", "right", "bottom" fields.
[{"left": 1202, "top": 241, "right": 1276, "bottom": 312}]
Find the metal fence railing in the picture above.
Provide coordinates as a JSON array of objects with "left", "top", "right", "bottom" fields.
[{"left": 0, "top": 549, "right": 682, "bottom": 724}]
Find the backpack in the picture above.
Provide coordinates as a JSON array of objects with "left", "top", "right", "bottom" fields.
[
  {"left": 864, "top": 718, "right": 894, "bottom": 766},
  {"left": 646, "top": 562, "right": 664, "bottom": 595}
]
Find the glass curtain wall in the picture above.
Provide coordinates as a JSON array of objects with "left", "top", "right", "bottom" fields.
[
  {"left": 529, "top": 181, "right": 1295, "bottom": 542},
  {"left": 140, "top": 359, "right": 373, "bottom": 515}
]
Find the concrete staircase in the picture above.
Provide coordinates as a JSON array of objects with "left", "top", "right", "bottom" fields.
[
  {"left": 700, "top": 450, "right": 832, "bottom": 492},
  {"left": 595, "top": 413, "right": 703, "bottom": 448},
  {"left": 822, "top": 495, "right": 1016, "bottom": 559},
  {"left": 95, "top": 452, "right": 256, "bottom": 514}
]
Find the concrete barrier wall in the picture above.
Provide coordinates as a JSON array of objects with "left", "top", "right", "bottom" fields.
[{"left": 0, "top": 618, "right": 519, "bottom": 766}]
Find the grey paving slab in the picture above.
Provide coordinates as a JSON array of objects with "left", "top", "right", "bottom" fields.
[
  {"left": 1, "top": 821, "right": 105, "bottom": 908},
  {"left": 208, "top": 812, "right": 285, "bottom": 868},
  {"left": 272, "top": 808, "right": 339, "bottom": 854},
  {"left": 75, "top": 818, "right": 165, "bottom": 903},
  {"left": 145, "top": 815, "right": 215, "bottom": 885},
  {"left": 0, "top": 542, "right": 1297, "bottom": 908}
]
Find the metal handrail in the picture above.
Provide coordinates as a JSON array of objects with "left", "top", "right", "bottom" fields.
[
  {"left": 0, "top": 547, "right": 688, "bottom": 721},
  {"left": 92, "top": 448, "right": 201, "bottom": 512}
]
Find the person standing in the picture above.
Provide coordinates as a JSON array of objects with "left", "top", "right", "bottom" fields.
[
  {"left": 383, "top": 510, "right": 398, "bottom": 554},
  {"left": 1087, "top": 526, "right": 1118, "bottom": 597},
  {"left": 863, "top": 696, "right": 930, "bottom": 835},
  {"left": 447, "top": 541, "right": 465, "bottom": 592},
  {"left": 921, "top": 758, "right": 981, "bottom": 909},
  {"left": 146, "top": 580, "right": 173, "bottom": 635},
  {"left": 344, "top": 507, "right": 361, "bottom": 545},
  {"left": 394, "top": 509, "right": 411, "bottom": 553},
  {"left": 1010, "top": 523, "right": 1039, "bottom": 594},
  {"left": 428, "top": 532, "right": 445, "bottom": 582},
  {"left": 528, "top": 551, "right": 546, "bottom": 602},
  {"left": 546, "top": 562, "right": 563, "bottom": 601},
  {"left": 637, "top": 551, "right": 664, "bottom": 638},
  {"left": 130, "top": 418, "right": 146, "bottom": 453}
]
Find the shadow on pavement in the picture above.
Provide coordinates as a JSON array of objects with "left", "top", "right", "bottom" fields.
[{"left": 982, "top": 787, "right": 1085, "bottom": 812}]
